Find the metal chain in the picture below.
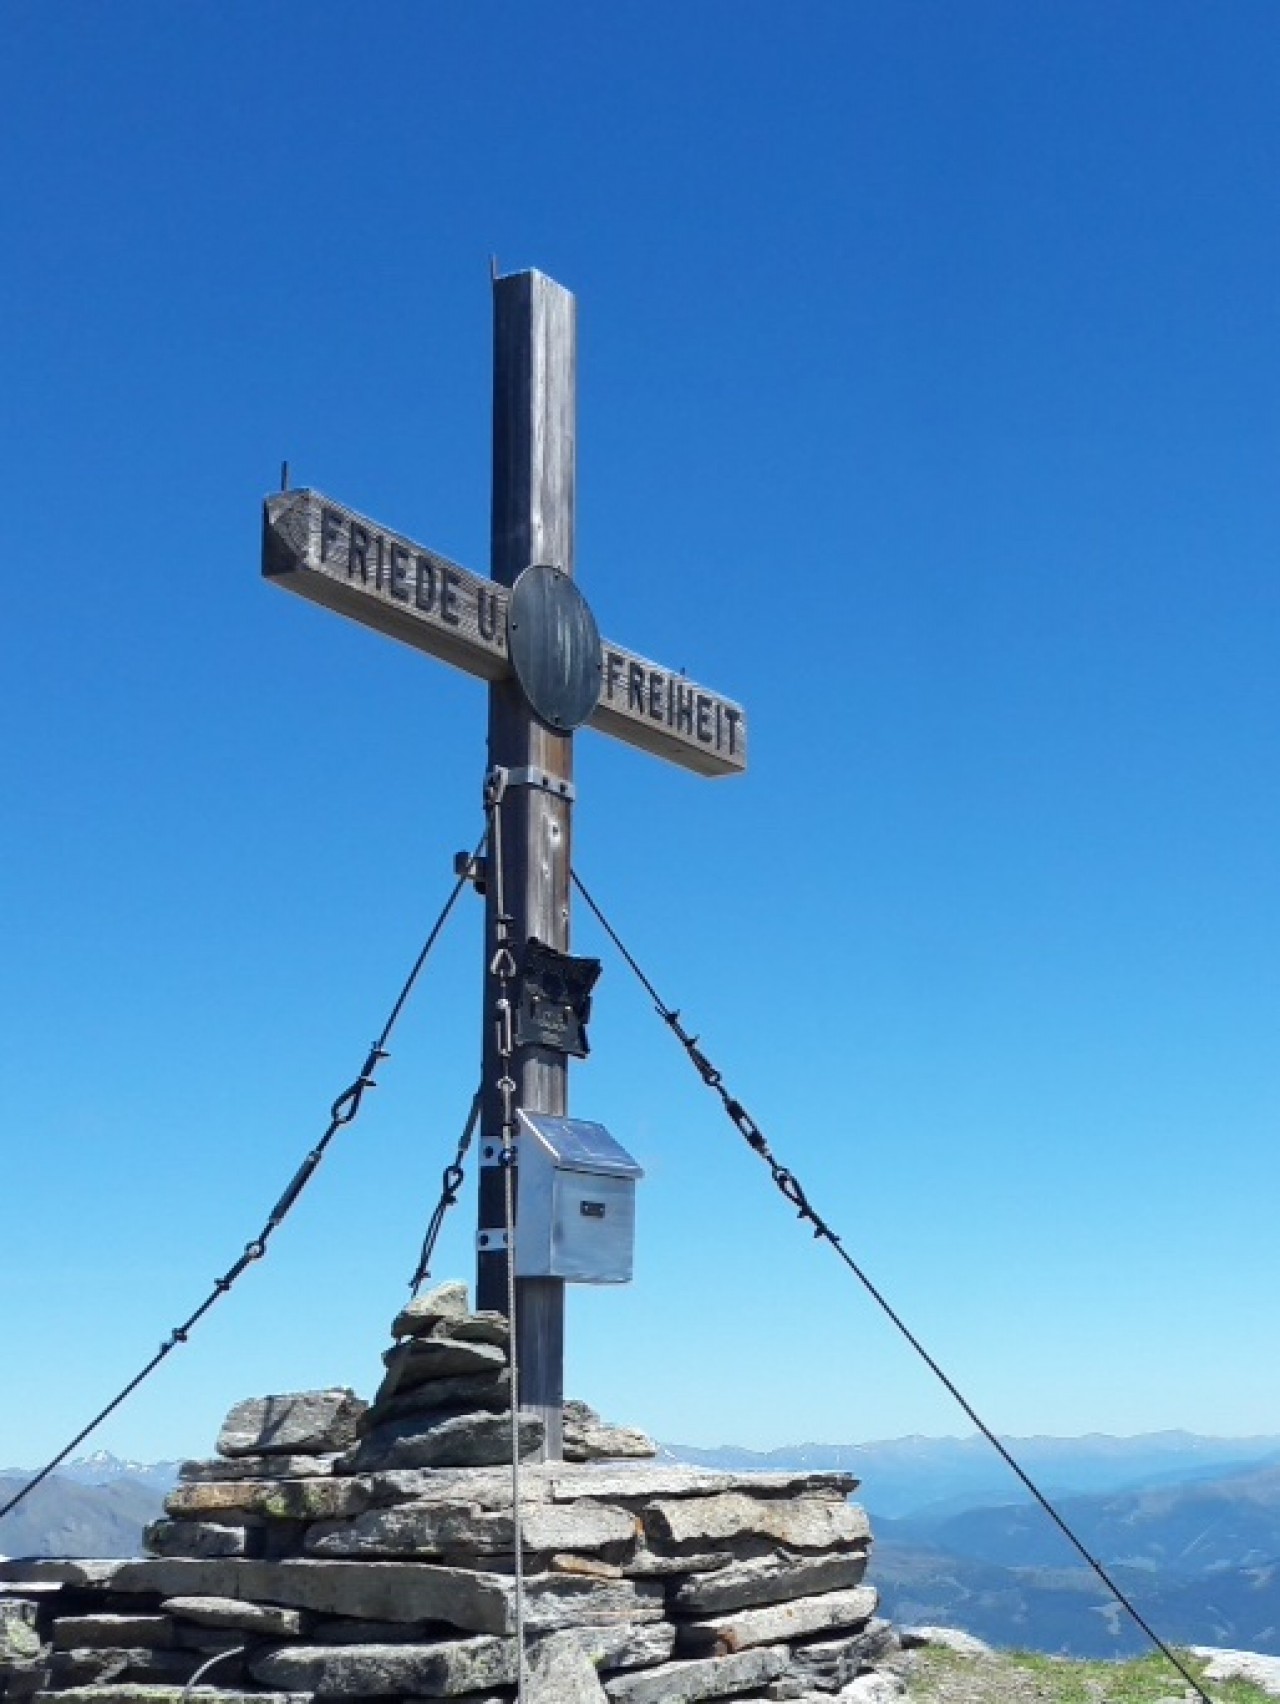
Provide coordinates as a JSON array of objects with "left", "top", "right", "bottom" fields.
[
  {"left": 485, "top": 766, "right": 529, "bottom": 1703},
  {"left": 0, "top": 839, "right": 483, "bottom": 1529},
  {"left": 570, "top": 867, "right": 1220, "bottom": 1704},
  {"left": 407, "top": 1088, "right": 483, "bottom": 1294}
]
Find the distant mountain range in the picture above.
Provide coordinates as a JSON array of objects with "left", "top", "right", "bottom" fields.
[
  {"left": 664, "top": 1433, "right": 1280, "bottom": 1657},
  {"left": 5, "top": 1435, "right": 1280, "bottom": 1658},
  {"left": 660, "top": 1431, "right": 1280, "bottom": 1520}
]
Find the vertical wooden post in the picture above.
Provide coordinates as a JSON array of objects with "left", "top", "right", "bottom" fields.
[{"left": 476, "top": 270, "right": 575, "bottom": 1461}]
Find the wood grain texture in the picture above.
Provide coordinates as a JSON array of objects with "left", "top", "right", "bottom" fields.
[
  {"left": 262, "top": 488, "right": 746, "bottom": 777},
  {"left": 478, "top": 270, "right": 578, "bottom": 1461}
]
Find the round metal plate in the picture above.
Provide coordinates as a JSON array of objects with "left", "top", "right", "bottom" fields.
[{"left": 508, "top": 564, "right": 603, "bottom": 731}]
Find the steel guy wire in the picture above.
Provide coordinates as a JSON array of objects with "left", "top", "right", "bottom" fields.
[
  {"left": 407, "top": 1087, "right": 484, "bottom": 1294},
  {"left": 571, "top": 867, "right": 1221, "bottom": 1704},
  {"left": 0, "top": 833, "right": 484, "bottom": 1528}
]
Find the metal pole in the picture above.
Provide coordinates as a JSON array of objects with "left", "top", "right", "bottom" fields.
[{"left": 477, "top": 270, "right": 575, "bottom": 1461}]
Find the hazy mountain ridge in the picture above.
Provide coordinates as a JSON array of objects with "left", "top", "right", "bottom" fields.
[
  {"left": 660, "top": 1434, "right": 1280, "bottom": 1658},
  {"left": 0, "top": 1453, "right": 180, "bottom": 1559},
  {"left": 661, "top": 1431, "right": 1280, "bottom": 1520},
  {"left": 5, "top": 1438, "right": 1280, "bottom": 1659}
]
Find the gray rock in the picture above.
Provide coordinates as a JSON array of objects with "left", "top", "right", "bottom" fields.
[
  {"left": 532, "top": 1621, "right": 676, "bottom": 1673},
  {"left": 520, "top": 1572, "right": 665, "bottom": 1632},
  {"left": 179, "top": 1453, "right": 336, "bottom": 1481},
  {"left": 250, "top": 1635, "right": 514, "bottom": 1697},
  {"left": 604, "top": 1644, "right": 789, "bottom": 1702},
  {"left": 160, "top": 1596, "right": 305, "bottom": 1636},
  {"left": 670, "top": 1549, "right": 868, "bottom": 1614},
  {"left": 563, "top": 1406, "right": 658, "bottom": 1463},
  {"left": 41, "top": 1689, "right": 314, "bottom": 1704},
  {"left": 378, "top": 1338, "right": 508, "bottom": 1394},
  {"left": 546, "top": 1465, "right": 859, "bottom": 1503},
  {"left": 145, "top": 1520, "right": 247, "bottom": 1559},
  {"left": 1193, "top": 1647, "right": 1280, "bottom": 1695},
  {"left": 624, "top": 1548, "right": 735, "bottom": 1577},
  {"left": 899, "top": 1625, "right": 992, "bottom": 1657},
  {"left": 647, "top": 1493, "right": 870, "bottom": 1552},
  {"left": 445, "top": 1311, "right": 511, "bottom": 1348},
  {"left": 789, "top": 1621, "right": 899, "bottom": 1687},
  {"left": 341, "top": 1409, "right": 544, "bottom": 1471},
  {"left": 110, "top": 1555, "right": 658, "bottom": 1638},
  {"left": 365, "top": 1463, "right": 554, "bottom": 1509},
  {"left": 216, "top": 1388, "right": 366, "bottom": 1458},
  {"left": 678, "top": 1584, "right": 878, "bottom": 1657},
  {"left": 162, "top": 1481, "right": 272, "bottom": 1522},
  {"left": 837, "top": 1676, "right": 907, "bottom": 1702},
  {"left": 113, "top": 1555, "right": 512, "bottom": 1632},
  {"left": 0, "top": 1560, "right": 125, "bottom": 1586},
  {"left": 526, "top": 1630, "right": 608, "bottom": 1702},
  {"left": 0, "top": 1599, "right": 42, "bottom": 1662},
  {"left": 307, "top": 1498, "right": 634, "bottom": 1559},
  {"left": 362, "top": 1369, "right": 511, "bottom": 1430},
  {"left": 390, "top": 1280, "right": 471, "bottom": 1338}
]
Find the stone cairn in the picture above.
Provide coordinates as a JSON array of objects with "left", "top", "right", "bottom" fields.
[{"left": 0, "top": 1283, "right": 903, "bottom": 1703}]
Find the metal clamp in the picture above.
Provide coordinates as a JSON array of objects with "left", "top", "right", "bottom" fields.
[
  {"left": 477, "top": 1228, "right": 512, "bottom": 1251},
  {"left": 502, "top": 766, "right": 576, "bottom": 801}
]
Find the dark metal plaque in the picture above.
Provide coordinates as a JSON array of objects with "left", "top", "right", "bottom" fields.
[
  {"left": 508, "top": 564, "right": 604, "bottom": 731},
  {"left": 514, "top": 937, "right": 602, "bottom": 1058}
]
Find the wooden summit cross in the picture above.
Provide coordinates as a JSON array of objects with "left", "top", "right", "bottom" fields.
[{"left": 262, "top": 269, "right": 748, "bottom": 1459}]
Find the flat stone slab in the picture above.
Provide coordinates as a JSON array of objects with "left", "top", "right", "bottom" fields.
[
  {"left": 520, "top": 1573, "right": 664, "bottom": 1632},
  {"left": 161, "top": 1596, "right": 306, "bottom": 1636},
  {"left": 180, "top": 1454, "right": 336, "bottom": 1482},
  {"left": 533, "top": 1621, "right": 675, "bottom": 1674},
  {"left": 646, "top": 1491, "right": 870, "bottom": 1551},
  {"left": 343, "top": 1410, "right": 543, "bottom": 1472},
  {"left": 364, "top": 1465, "right": 553, "bottom": 1509},
  {"left": 0, "top": 1560, "right": 127, "bottom": 1586},
  {"left": 670, "top": 1548, "right": 868, "bottom": 1614},
  {"left": 362, "top": 1371, "right": 511, "bottom": 1430},
  {"left": 34, "top": 1692, "right": 315, "bottom": 1704},
  {"left": 251, "top": 1636, "right": 514, "bottom": 1698},
  {"left": 381, "top": 1338, "right": 508, "bottom": 1388},
  {"left": 110, "top": 1558, "right": 661, "bottom": 1638},
  {"left": 307, "top": 1499, "right": 635, "bottom": 1560},
  {"left": 676, "top": 1583, "right": 878, "bottom": 1656},
  {"left": 111, "top": 1558, "right": 512, "bottom": 1635},
  {"left": 603, "top": 1644, "right": 789, "bottom": 1703},
  {"left": 544, "top": 1466, "right": 859, "bottom": 1502},
  {"left": 217, "top": 1390, "right": 366, "bottom": 1458},
  {"left": 146, "top": 1520, "right": 248, "bottom": 1558},
  {"left": 444, "top": 1312, "right": 511, "bottom": 1348},
  {"left": 166, "top": 1476, "right": 370, "bottom": 1527}
]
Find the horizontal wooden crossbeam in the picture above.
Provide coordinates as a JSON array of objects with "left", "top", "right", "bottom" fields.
[{"left": 263, "top": 489, "right": 747, "bottom": 778}]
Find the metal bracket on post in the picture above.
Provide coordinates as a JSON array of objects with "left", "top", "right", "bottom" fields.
[
  {"left": 454, "top": 850, "right": 488, "bottom": 893},
  {"left": 502, "top": 766, "right": 576, "bottom": 801},
  {"left": 477, "top": 1228, "right": 512, "bottom": 1252}
]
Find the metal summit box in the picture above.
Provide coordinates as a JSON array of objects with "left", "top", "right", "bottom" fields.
[{"left": 514, "top": 1112, "right": 643, "bottom": 1284}]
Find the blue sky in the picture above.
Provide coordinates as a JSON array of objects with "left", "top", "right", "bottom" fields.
[{"left": 2, "top": 2, "right": 1278, "bottom": 1468}]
